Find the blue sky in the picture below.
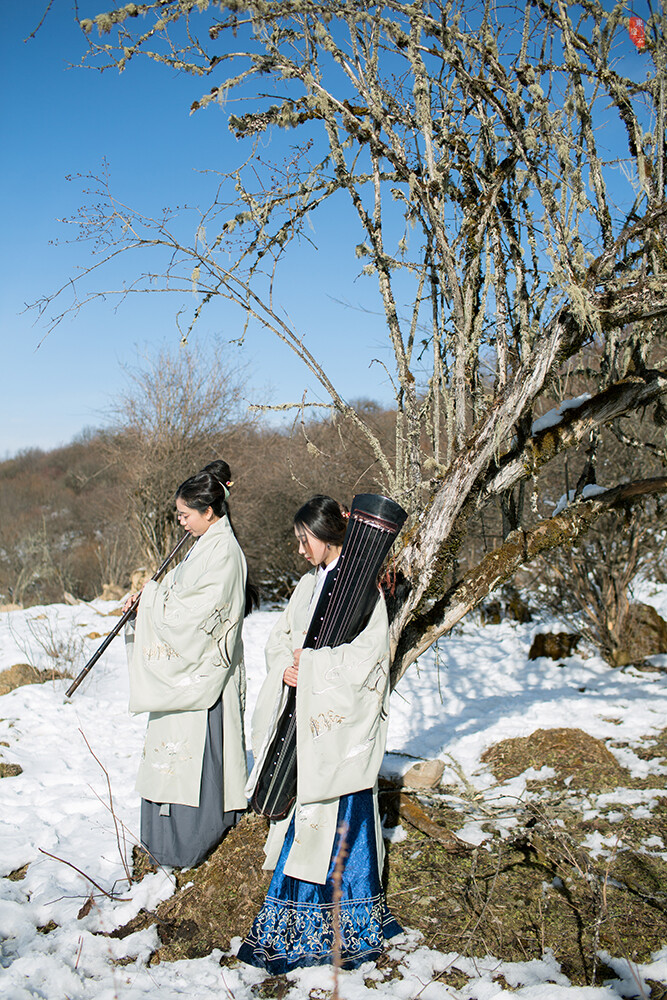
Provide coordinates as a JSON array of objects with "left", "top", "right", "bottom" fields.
[
  {"left": 2, "top": 4, "right": 654, "bottom": 458},
  {"left": 1, "top": 3, "right": 394, "bottom": 457}
]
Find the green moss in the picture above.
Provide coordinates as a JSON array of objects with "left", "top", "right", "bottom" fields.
[
  {"left": 384, "top": 801, "right": 667, "bottom": 984},
  {"left": 114, "top": 812, "right": 271, "bottom": 965}
]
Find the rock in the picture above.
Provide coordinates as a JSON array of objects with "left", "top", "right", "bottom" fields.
[
  {"left": 100, "top": 583, "right": 125, "bottom": 601},
  {"left": 529, "top": 632, "right": 580, "bottom": 660},
  {"left": 402, "top": 758, "right": 446, "bottom": 790},
  {"left": 613, "top": 603, "right": 667, "bottom": 667}
]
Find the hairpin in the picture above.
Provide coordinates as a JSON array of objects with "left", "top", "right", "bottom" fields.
[{"left": 212, "top": 476, "right": 231, "bottom": 500}]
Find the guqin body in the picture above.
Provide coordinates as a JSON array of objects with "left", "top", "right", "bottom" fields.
[{"left": 250, "top": 493, "right": 407, "bottom": 820}]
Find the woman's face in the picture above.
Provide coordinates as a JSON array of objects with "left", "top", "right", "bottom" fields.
[
  {"left": 294, "top": 524, "right": 340, "bottom": 567},
  {"left": 176, "top": 498, "right": 218, "bottom": 537}
]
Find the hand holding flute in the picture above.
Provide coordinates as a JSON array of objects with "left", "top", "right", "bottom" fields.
[{"left": 65, "top": 532, "right": 192, "bottom": 698}]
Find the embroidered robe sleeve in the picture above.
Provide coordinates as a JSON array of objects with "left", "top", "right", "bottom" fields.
[{"left": 128, "top": 519, "right": 247, "bottom": 716}]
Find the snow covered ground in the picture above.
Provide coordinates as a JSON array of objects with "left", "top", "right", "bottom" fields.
[{"left": 2, "top": 584, "right": 667, "bottom": 1000}]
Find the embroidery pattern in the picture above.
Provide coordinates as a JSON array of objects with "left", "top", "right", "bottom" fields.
[
  {"left": 149, "top": 739, "right": 192, "bottom": 775},
  {"left": 200, "top": 604, "right": 231, "bottom": 640},
  {"left": 244, "top": 893, "right": 388, "bottom": 967},
  {"left": 309, "top": 709, "right": 344, "bottom": 738},
  {"left": 361, "top": 659, "right": 386, "bottom": 696},
  {"left": 295, "top": 803, "right": 320, "bottom": 831},
  {"left": 238, "top": 789, "right": 403, "bottom": 973},
  {"left": 143, "top": 641, "right": 180, "bottom": 662}
]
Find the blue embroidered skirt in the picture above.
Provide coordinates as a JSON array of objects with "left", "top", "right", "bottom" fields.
[{"left": 237, "top": 789, "right": 402, "bottom": 973}]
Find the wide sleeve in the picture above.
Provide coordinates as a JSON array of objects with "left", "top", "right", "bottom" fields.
[
  {"left": 295, "top": 593, "right": 391, "bottom": 805},
  {"left": 263, "top": 604, "right": 298, "bottom": 684},
  {"left": 128, "top": 527, "right": 246, "bottom": 714},
  {"left": 248, "top": 572, "right": 315, "bottom": 760}
]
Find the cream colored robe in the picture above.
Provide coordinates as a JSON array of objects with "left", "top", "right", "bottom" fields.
[
  {"left": 246, "top": 568, "right": 391, "bottom": 884},
  {"left": 127, "top": 516, "right": 248, "bottom": 810}
]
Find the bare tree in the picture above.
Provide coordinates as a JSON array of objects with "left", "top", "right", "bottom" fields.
[
  {"left": 106, "top": 341, "right": 250, "bottom": 564},
  {"left": 34, "top": 1, "right": 667, "bottom": 675}
]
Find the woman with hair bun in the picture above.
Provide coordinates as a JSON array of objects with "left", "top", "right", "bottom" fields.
[
  {"left": 124, "top": 459, "right": 258, "bottom": 869},
  {"left": 239, "top": 495, "right": 401, "bottom": 972}
]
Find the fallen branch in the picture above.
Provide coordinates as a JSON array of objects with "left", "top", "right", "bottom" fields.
[
  {"left": 79, "top": 728, "right": 133, "bottom": 886},
  {"left": 397, "top": 793, "right": 473, "bottom": 853}
]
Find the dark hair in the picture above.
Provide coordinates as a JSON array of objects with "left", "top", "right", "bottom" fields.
[
  {"left": 293, "top": 495, "right": 348, "bottom": 547},
  {"left": 175, "top": 460, "right": 232, "bottom": 518},
  {"left": 175, "top": 460, "right": 260, "bottom": 616}
]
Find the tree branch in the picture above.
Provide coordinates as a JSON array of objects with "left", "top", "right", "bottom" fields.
[{"left": 484, "top": 369, "right": 667, "bottom": 500}]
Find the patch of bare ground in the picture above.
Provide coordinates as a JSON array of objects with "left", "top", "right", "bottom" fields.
[
  {"left": 634, "top": 727, "right": 667, "bottom": 766},
  {"left": 383, "top": 728, "right": 667, "bottom": 987},
  {"left": 0, "top": 663, "right": 72, "bottom": 696},
  {"left": 104, "top": 726, "right": 667, "bottom": 987},
  {"left": 480, "top": 727, "right": 627, "bottom": 790},
  {"left": 249, "top": 975, "right": 291, "bottom": 998},
  {"left": 0, "top": 762, "right": 22, "bottom": 778},
  {"left": 111, "top": 811, "right": 271, "bottom": 964},
  {"left": 7, "top": 864, "right": 28, "bottom": 881}
]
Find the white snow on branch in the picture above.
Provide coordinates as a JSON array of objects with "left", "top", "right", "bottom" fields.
[
  {"left": 552, "top": 483, "right": 608, "bottom": 517},
  {"left": 531, "top": 393, "right": 592, "bottom": 435}
]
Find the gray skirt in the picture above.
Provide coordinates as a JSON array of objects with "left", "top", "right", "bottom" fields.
[{"left": 140, "top": 694, "right": 243, "bottom": 868}]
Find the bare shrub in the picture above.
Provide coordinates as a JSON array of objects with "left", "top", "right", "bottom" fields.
[
  {"left": 531, "top": 501, "right": 667, "bottom": 666},
  {"left": 8, "top": 612, "right": 84, "bottom": 677}
]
